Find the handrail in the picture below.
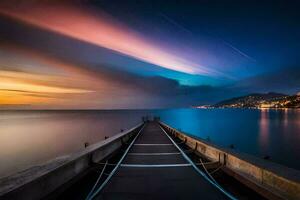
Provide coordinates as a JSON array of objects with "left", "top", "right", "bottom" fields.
[
  {"left": 159, "top": 121, "right": 300, "bottom": 200},
  {"left": 199, "top": 158, "right": 218, "bottom": 184},
  {"left": 0, "top": 122, "right": 144, "bottom": 199},
  {"left": 87, "top": 123, "right": 146, "bottom": 200},
  {"left": 86, "top": 160, "right": 108, "bottom": 199},
  {"left": 159, "top": 124, "right": 237, "bottom": 200}
]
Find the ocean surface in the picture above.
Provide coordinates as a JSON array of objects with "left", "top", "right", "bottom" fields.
[{"left": 0, "top": 109, "right": 299, "bottom": 178}]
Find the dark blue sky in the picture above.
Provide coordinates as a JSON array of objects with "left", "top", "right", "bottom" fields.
[
  {"left": 0, "top": 0, "right": 300, "bottom": 108},
  {"left": 93, "top": 0, "right": 300, "bottom": 72}
]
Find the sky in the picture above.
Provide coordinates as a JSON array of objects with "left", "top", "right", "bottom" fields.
[{"left": 0, "top": 0, "right": 300, "bottom": 109}]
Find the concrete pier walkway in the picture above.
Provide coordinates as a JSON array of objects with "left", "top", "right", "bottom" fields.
[{"left": 95, "top": 122, "right": 229, "bottom": 200}]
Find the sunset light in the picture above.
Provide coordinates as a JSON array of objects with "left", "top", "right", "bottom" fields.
[
  {"left": 0, "top": 3, "right": 215, "bottom": 76},
  {"left": 0, "top": 1, "right": 299, "bottom": 199}
]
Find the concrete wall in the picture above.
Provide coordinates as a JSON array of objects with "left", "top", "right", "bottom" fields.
[
  {"left": 0, "top": 123, "right": 143, "bottom": 200},
  {"left": 160, "top": 122, "right": 300, "bottom": 200}
]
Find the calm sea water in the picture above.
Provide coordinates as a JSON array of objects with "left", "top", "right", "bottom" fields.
[{"left": 0, "top": 109, "right": 299, "bottom": 178}]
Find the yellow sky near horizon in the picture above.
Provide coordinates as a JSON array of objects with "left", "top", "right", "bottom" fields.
[
  {"left": 0, "top": 70, "right": 93, "bottom": 106},
  {"left": 0, "top": 43, "right": 149, "bottom": 109}
]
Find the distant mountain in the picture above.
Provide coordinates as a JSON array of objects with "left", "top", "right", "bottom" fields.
[{"left": 212, "top": 92, "right": 300, "bottom": 108}]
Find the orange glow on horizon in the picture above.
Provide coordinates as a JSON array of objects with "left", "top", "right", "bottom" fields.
[
  {"left": 0, "top": 49, "right": 146, "bottom": 108},
  {"left": 0, "top": 90, "right": 51, "bottom": 106},
  {"left": 0, "top": 69, "right": 93, "bottom": 107},
  {"left": 0, "top": 78, "right": 92, "bottom": 94}
]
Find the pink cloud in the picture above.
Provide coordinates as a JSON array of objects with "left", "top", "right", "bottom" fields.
[{"left": 0, "top": 3, "right": 216, "bottom": 75}]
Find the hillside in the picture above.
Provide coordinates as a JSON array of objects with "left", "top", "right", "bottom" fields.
[{"left": 212, "top": 92, "right": 300, "bottom": 108}]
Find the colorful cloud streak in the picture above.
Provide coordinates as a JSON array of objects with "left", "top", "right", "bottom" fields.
[
  {"left": 1, "top": 1, "right": 298, "bottom": 109},
  {"left": 0, "top": 47, "right": 92, "bottom": 108},
  {"left": 0, "top": 44, "right": 166, "bottom": 109},
  {"left": 0, "top": 2, "right": 218, "bottom": 76},
  {"left": 0, "top": 71, "right": 90, "bottom": 107}
]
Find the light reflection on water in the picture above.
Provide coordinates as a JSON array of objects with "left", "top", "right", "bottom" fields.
[
  {"left": 0, "top": 109, "right": 300, "bottom": 178},
  {"left": 156, "top": 108, "right": 300, "bottom": 170},
  {"left": 259, "top": 109, "right": 269, "bottom": 151}
]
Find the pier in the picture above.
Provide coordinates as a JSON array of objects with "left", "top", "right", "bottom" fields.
[
  {"left": 89, "top": 121, "right": 232, "bottom": 199},
  {"left": 0, "top": 120, "right": 299, "bottom": 200}
]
